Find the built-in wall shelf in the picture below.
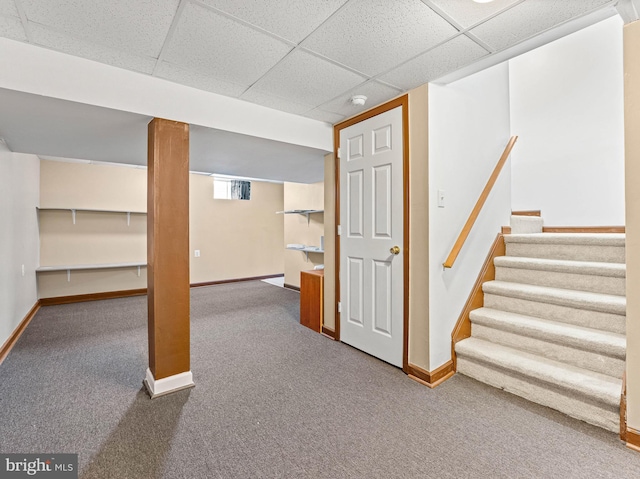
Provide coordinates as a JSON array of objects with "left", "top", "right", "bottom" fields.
[
  {"left": 276, "top": 209, "right": 324, "bottom": 224},
  {"left": 37, "top": 262, "right": 146, "bottom": 282},
  {"left": 286, "top": 245, "right": 324, "bottom": 261},
  {"left": 37, "top": 207, "right": 146, "bottom": 225}
]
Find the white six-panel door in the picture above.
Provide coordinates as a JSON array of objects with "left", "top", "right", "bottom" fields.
[{"left": 339, "top": 106, "right": 404, "bottom": 367}]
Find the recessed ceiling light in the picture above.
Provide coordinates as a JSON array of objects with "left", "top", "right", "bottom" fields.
[{"left": 473, "top": 0, "right": 495, "bottom": 3}]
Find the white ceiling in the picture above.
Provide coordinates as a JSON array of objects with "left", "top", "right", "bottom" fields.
[
  {"left": 0, "top": 0, "right": 618, "bottom": 124},
  {"left": 0, "top": 0, "right": 625, "bottom": 184}
]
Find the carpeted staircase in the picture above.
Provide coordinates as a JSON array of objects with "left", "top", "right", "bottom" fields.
[{"left": 455, "top": 216, "right": 626, "bottom": 432}]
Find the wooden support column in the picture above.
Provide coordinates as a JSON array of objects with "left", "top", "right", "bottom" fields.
[{"left": 143, "top": 118, "right": 194, "bottom": 398}]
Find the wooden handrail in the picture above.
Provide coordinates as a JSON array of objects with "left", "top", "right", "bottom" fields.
[{"left": 443, "top": 136, "right": 518, "bottom": 269}]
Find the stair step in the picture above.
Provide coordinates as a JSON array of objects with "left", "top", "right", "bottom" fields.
[
  {"left": 456, "top": 356, "right": 620, "bottom": 432},
  {"left": 470, "top": 308, "right": 626, "bottom": 358},
  {"left": 483, "top": 281, "right": 625, "bottom": 316},
  {"left": 455, "top": 338, "right": 621, "bottom": 409},
  {"left": 504, "top": 233, "right": 625, "bottom": 263},
  {"left": 470, "top": 308, "right": 625, "bottom": 377},
  {"left": 494, "top": 256, "right": 625, "bottom": 296},
  {"left": 484, "top": 291, "right": 625, "bottom": 335},
  {"left": 505, "top": 233, "right": 625, "bottom": 246}
]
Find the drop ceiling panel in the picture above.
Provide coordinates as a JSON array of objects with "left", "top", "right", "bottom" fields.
[
  {"left": 240, "top": 90, "right": 313, "bottom": 115},
  {"left": 0, "top": 0, "right": 19, "bottom": 17},
  {"left": 155, "top": 61, "right": 247, "bottom": 97},
  {"left": 319, "top": 81, "right": 402, "bottom": 117},
  {"left": 380, "top": 35, "right": 489, "bottom": 89},
  {"left": 249, "top": 49, "right": 365, "bottom": 107},
  {"left": 0, "top": 15, "right": 26, "bottom": 41},
  {"left": 197, "top": 0, "right": 349, "bottom": 44},
  {"left": 30, "top": 24, "right": 157, "bottom": 74},
  {"left": 163, "top": 2, "right": 292, "bottom": 87},
  {"left": 20, "top": 0, "right": 180, "bottom": 58},
  {"left": 302, "top": 0, "right": 459, "bottom": 77},
  {"left": 303, "top": 109, "right": 345, "bottom": 125},
  {"left": 427, "top": 0, "right": 522, "bottom": 28},
  {"left": 470, "top": 0, "right": 613, "bottom": 51}
]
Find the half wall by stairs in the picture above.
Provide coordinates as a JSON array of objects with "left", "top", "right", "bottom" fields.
[{"left": 455, "top": 224, "right": 626, "bottom": 433}]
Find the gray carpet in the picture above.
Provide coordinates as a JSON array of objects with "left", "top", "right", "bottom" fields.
[{"left": 1, "top": 281, "right": 640, "bottom": 478}]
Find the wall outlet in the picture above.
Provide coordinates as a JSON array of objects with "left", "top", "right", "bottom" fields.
[
  {"left": 194, "top": 250, "right": 200, "bottom": 258},
  {"left": 21, "top": 264, "right": 25, "bottom": 276},
  {"left": 437, "top": 190, "right": 445, "bottom": 208}
]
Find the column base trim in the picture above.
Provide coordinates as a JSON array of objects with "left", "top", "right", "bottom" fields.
[{"left": 143, "top": 368, "right": 195, "bottom": 399}]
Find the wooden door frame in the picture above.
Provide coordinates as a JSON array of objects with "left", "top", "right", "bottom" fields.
[{"left": 333, "top": 95, "right": 410, "bottom": 372}]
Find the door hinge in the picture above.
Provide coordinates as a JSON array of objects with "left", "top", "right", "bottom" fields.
[
  {"left": 336, "top": 146, "right": 341, "bottom": 159},
  {"left": 337, "top": 225, "right": 342, "bottom": 236},
  {"left": 337, "top": 302, "right": 342, "bottom": 313}
]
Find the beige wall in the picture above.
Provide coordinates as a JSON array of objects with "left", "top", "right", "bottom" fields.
[
  {"left": 41, "top": 159, "right": 147, "bottom": 211},
  {"left": 407, "top": 85, "right": 430, "bottom": 370},
  {"left": 283, "top": 182, "right": 324, "bottom": 288},
  {"left": 38, "top": 160, "right": 284, "bottom": 298},
  {"left": 323, "top": 154, "right": 336, "bottom": 331},
  {"left": 190, "top": 174, "right": 284, "bottom": 284},
  {"left": 624, "top": 18, "right": 640, "bottom": 432}
]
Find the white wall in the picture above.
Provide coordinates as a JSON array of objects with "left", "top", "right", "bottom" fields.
[
  {"left": 509, "top": 16, "right": 625, "bottom": 226},
  {"left": 428, "top": 62, "right": 512, "bottom": 369},
  {"left": 0, "top": 146, "right": 39, "bottom": 348}
]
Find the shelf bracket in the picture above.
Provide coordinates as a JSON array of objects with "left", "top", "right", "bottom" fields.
[
  {"left": 67, "top": 269, "right": 71, "bottom": 282},
  {"left": 127, "top": 212, "right": 131, "bottom": 227},
  {"left": 137, "top": 265, "right": 141, "bottom": 277},
  {"left": 71, "top": 209, "right": 76, "bottom": 225}
]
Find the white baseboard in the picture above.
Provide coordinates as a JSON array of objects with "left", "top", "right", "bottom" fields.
[{"left": 143, "top": 368, "right": 195, "bottom": 399}]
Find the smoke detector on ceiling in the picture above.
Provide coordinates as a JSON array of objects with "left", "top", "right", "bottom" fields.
[{"left": 350, "top": 95, "right": 367, "bottom": 106}]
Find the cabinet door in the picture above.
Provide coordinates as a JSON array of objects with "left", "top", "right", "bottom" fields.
[{"left": 300, "top": 271, "right": 323, "bottom": 332}]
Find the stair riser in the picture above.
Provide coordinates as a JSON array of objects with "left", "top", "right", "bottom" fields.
[
  {"left": 495, "top": 266, "right": 625, "bottom": 296},
  {"left": 471, "top": 324, "right": 625, "bottom": 379},
  {"left": 456, "top": 358, "right": 619, "bottom": 433},
  {"left": 510, "top": 216, "right": 543, "bottom": 234},
  {"left": 506, "top": 243, "right": 625, "bottom": 264},
  {"left": 484, "top": 294, "right": 625, "bottom": 335}
]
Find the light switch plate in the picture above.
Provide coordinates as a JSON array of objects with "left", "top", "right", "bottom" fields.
[{"left": 438, "top": 190, "right": 445, "bottom": 208}]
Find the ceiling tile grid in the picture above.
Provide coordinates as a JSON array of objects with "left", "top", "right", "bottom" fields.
[
  {"left": 470, "top": 0, "right": 614, "bottom": 51},
  {"left": 380, "top": 34, "right": 489, "bottom": 90},
  {"left": 196, "top": 0, "right": 349, "bottom": 44},
  {"left": 30, "top": 23, "right": 157, "bottom": 74},
  {"left": 0, "top": 0, "right": 621, "bottom": 126},
  {"left": 426, "top": 0, "right": 523, "bottom": 28},
  {"left": 162, "top": 2, "right": 293, "bottom": 87},
  {"left": 302, "top": 0, "right": 459, "bottom": 77},
  {"left": 0, "top": 13, "right": 26, "bottom": 41},
  {"left": 19, "top": 0, "right": 181, "bottom": 58},
  {"left": 248, "top": 49, "right": 366, "bottom": 107}
]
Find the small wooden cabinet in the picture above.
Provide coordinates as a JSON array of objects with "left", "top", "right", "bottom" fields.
[{"left": 300, "top": 269, "right": 324, "bottom": 333}]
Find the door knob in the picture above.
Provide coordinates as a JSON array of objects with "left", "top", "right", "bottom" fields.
[{"left": 390, "top": 246, "right": 400, "bottom": 255}]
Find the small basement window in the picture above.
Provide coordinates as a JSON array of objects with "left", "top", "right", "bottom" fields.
[{"left": 213, "top": 178, "right": 251, "bottom": 200}]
